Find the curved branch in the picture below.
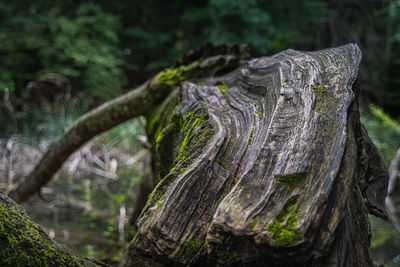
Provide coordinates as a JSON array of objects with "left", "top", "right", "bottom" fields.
[
  {"left": 8, "top": 80, "right": 173, "bottom": 203},
  {"left": 8, "top": 42, "right": 251, "bottom": 204}
]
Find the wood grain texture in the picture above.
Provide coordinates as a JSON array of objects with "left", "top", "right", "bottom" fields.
[
  {"left": 121, "top": 44, "right": 388, "bottom": 266},
  {"left": 8, "top": 43, "right": 250, "bottom": 204}
]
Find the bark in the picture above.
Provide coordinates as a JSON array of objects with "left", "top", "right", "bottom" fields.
[
  {"left": 121, "top": 44, "right": 389, "bottom": 266},
  {"left": 8, "top": 43, "right": 250, "bottom": 204},
  {"left": 0, "top": 193, "right": 100, "bottom": 267}
]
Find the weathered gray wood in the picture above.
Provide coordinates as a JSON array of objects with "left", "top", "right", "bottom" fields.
[{"left": 121, "top": 44, "right": 388, "bottom": 266}]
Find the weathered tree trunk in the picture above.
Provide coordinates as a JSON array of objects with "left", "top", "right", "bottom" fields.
[
  {"left": 0, "top": 193, "right": 100, "bottom": 266},
  {"left": 120, "top": 44, "right": 388, "bottom": 267}
]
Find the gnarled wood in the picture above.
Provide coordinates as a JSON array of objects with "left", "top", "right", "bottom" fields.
[
  {"left": 8, "top": 43, "right": 250, "bottom": 204},
  {"left": 121, "top": 44, "right": 388, "bottom": 266}
]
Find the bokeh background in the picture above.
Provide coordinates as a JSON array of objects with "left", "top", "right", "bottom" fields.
[{"left": 0, "top": 0, "right": 399, "bottom": 265}]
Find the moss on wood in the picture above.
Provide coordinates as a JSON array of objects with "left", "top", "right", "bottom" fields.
[{"left": 0, "top": 194, "right": 95, "bottom": 267}]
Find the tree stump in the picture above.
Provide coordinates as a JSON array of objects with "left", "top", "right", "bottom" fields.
[{"left": 121, "top": 44, "right": 388, "bottom": 267}]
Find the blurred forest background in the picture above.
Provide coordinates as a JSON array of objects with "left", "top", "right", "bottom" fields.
[{"left": 1, "top": 0, "right": 400, "bottom": 266}]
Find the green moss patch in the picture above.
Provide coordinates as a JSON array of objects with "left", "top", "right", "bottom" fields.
[
  {"left": 249, "top": 216, "right": 259, "bottom": 229},
  {"left": 143, "top": 109, "right": 213, "bottom": 217},
  {"left": 265, "top": 200, "right": 302, "bottom": 245},
  {"left": 216, "top": 81, "right": 227, "bottom": 96},
  {"left": 0, "top": 194, "right": 88, "bottom": 266},
  {"left": 312, "top": 84, "right": 323, "bottom": 95},
  {"left": 274, "top": 173, "right": 306, "bottom": 188},
  {"left": 155, "top": 65, "right": 190, "bottom": 86},
  {"left": 183, "top": 238, "right": 201, "bottom": 254}
]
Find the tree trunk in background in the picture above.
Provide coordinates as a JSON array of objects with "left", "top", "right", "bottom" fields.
[
  {"left": 0, "top": 193, "right": 99, "bottom": 266},
  {"left": 121, "top": 44, "right": 389, "bottom": 267}
]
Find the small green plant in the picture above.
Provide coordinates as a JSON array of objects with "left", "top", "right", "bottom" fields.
[
  {"left": 312, "top": 84, "right": 323, "bottom": 95},
  {"left": 265, "top": 200, "right": 302, "bottom": 245},
  {"left": 216, "top": 81, "right": 227, "bottom": 96},
  {"left": 249, "top": 216, "right": 259, "bottom": 229}
]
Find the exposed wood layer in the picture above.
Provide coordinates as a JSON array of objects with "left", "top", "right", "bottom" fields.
[{"left": 123, "top": 44, "right": 388, "bottom": 266}]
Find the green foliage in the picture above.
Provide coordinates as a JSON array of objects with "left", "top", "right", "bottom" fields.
[
  {"left": 83, "top": 178, "right": 92, "bottom": 209},
  {"left": 1, "top": 1, "right": 399, "bottom": 263},
  {"left": 0, "top": 1, "right": 125, "bottom": 104},
  {"left": 1, "top": 0, "right": 400, "bottom": 119},
  {"left": 0, "top": 101, "right": 86, "bottom": 139},
  {"left": 206, "top": 0, "right": 274, "bottom": 54},
  {"left": 361, "top": 104, "right": 400, "bottom": 165},
  {"left": 312, "top": 84, "right": 323, "bottom": 95},
  {"left": 369, "top": 215, "right": 400, "bottom": 267}
]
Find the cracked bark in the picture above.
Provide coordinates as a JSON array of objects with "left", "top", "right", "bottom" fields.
[{"left": 121, "top": 44, "right": 388, "bottom": 267}]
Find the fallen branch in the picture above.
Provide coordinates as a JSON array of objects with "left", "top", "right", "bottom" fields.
[
  {"left": 8, "top": 43, "right": 250, "bottom": 203},
  {"left": 8, "top": 80, "right": 173, "bottom": 203}
]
